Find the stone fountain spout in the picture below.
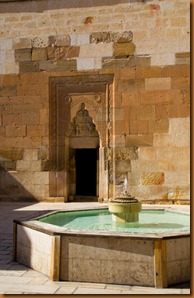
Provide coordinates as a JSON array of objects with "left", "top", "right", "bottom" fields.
[{"left": 108, "top": 191, "right": 142, "bottom": 223}]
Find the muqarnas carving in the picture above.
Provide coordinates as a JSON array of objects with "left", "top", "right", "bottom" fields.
[{"left": 68, "top": 102, "right": 99, "bottom": 137}]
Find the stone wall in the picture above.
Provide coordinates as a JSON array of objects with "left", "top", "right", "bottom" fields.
[{"left": 0, "top": 0, "right": 190, "bottom": 203}]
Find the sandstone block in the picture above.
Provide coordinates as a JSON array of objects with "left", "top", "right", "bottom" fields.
[
  {"left": 145, "top": 78, "right": 171, "bottom": 90},
  {"left": 138, "top": 147, "right": 157, "bottom": 160},
  {"left": 79, "top": 43, "right": 113, "bottom": 58},
  {"left": 32, "top": 48, "right": 47, "bottom": 61},
  {"left": 2, "top": 74, "right": 20, "bottom": 85},
  {"left": 13, "top": 102, "right": 42, "bottom": 113},
  {"left": 13, "top": 38, "right": 32, "bottom": 50},
  {"left": 175, "top": 52, "right": 190, "bottom": 59},
  {"left": 114, "top": 92, "right": 122, "bottom": 106},
  {"left": 127, "top": 185, "right": 168, "bottom": 201},
  {"left": 140, "top": 90, "right": 173, "bottom": 105},
  {"left": 0, "top": 85, "right": 16, "bottom": 96},
  {"left": 0, "top": 127, "right": 6, "bottom": 137},
  {"left": 114, "top": 108, "right": 124, "bottom": 121},
  {"left": 151, "top": 53, "right": 175, "bottom": 66},
  {"left": 19, "top": 61, "right": 39, "bottom": 73},
  {"left": 4, "top": 63, "right": 18, "bottom": 76},
  {"left": 117, "top": 79, "right": 135, "bottom": 92},
  {"left": 119, "top": 68, "right": 135, "bottom": 80},
  {"left": 15, "top": 49, "right": 32, "bottom": 62},
  {"left": 169, "top": 104, "right": 190, "bottom": 118},
  {"left": 77, "top": 58, "right": 101, "bottom": 70},
  {"left": 126, "top": 134, "right": 153, "bottom": 147},
  {"left": 40, "top": 109, "right": 48, "bottom": 124},
  {"left": 135, "top": 66, "right": 161, "bottom": 79},
  {"left": 131, "top": 55, "right": 151, "bottom": 67},
  {"left": 165, "top": 64, "right": 190, "bottom": 79},
  {"left": 71, "top": 33, "right": 90, "bottom": 46},
  {"left": 129, "top": 120, "right": 149, "bottom": 134},
  {"left": 171, "top": 77, "right": 190, "bottom": 90},
  {"left": 19, "top": 72, "right": 44, "bottom": 84},
  {"left": 2, "top": 113, "right": 21, "bottom": 126},
  {"left": 23, "top": 149, "right": 38, "bottom": 161},
  {"left": 141, "top": 172, "right": 164, "bottom": 185},
  {"left": 131, "top": 159, "right": 168, "bottom": 173},
  {"left": 0, "top": 149, "right": 23, "bottom": 161},
  {"left": 115, "top": 147, "right": 138, "bottom": 160},
  {"left": 175, "top": 57, "right": 190, "bottom": 65},
  {"left": 39, "top": 60, "right": 77, "bottom": 71},
  {"left": 48, "top": 46, "right": 80, "bottom": 60},
  {"left": 27, "top": 125, "right": 46, "bottom": 137},
  {"left": 124, "top": 106, "right": 137, "bottom": 120},
  {"left": 32, "top": 37, "right": 49, "bottom": 48},
  {"left": 155, "top": 105, "right": 169, "bottom": 119},
  {"left": 113, "top": 42, "right": 135, "bottom": 57},
  {"left": 0, "top": 38, "right": 12, "bottom": 51},
  {"left": 114, "top": 120, "right": 129, "bottom": 135},
  {"left": 47, "top": 47, "right": 55, "bottom": 60},
  {"left": 137, "top": 105, "right": 155, "bottom": 120},
  {"left": 122, "top": 91, "right": 141, "bottom": 106},
  {"left": 16, "top": 160, "right": 41, "bottom": 171},
  {"left": 165, "top": 171, "right": 190, "bottom": 185},
  {"left": 171, "top": 17, "right": 187, "bottom": 27},
  {"left": 102, "top": 58, "right": 131, "bottom": 69},
  {"left": 114, "top": 135, "right": 126, "bottom": 147},
  {"left": 153, "top": 133, "right": 173, "bottom": 147},
  {"left": 6, "top": 125, "right": 26, "bottom": 137},
  {"left": 110, "top": 31, "right": 133, "bottom": 43},
  {"left": 55, "top": 34, "right": 70, "bottom": 46},
  {"left": 0, "top": 160, "right": 16, "bottom": 171},
  {"left": 22, "top": 112, "right": 40, "bottom": 125},
  {"left": 41, "top": 160, "right": 51, "bottom": 171},
  {"left": 149, "top": 119, "right": 169, "bottom": 133},
  {"left": 90, "top": 32, "right": 110, "bottom": 43},
  {"left": 169, "top": 117, "right": 189, "bottom": 134},
  {"left": 115, "top": 160, "right": 131, "bottom": 172},
  {"left": 172, "top": 133, "right": 190, "bottom": 147},
  {"left": 127, "top": 172, "right": 140, "bottom": 186}
]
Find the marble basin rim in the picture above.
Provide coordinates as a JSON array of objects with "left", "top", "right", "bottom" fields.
[
  {"left": 13, "top": 205, "right": 190, "bottom": 238},
  {"left": 13, "top": 204, "right": 190, "bottom": 288}
]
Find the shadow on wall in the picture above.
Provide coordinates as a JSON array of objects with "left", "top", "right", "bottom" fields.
[
  {"left": 0, "top": 165, "right": 38, "bottom": 202},
  {"left": 0, "top": 0, "right": 148, "bottom": 13}
]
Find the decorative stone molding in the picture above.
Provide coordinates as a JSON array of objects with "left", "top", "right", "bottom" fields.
[
  {"left": 49, "top": 74, "right": 113, "bottom": 199},
  {"left": 67, "top": 102, "right": 99, "bottom": 137}
]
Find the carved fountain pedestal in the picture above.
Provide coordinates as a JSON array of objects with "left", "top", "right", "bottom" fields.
[{"left": 109, "top": 196, "right": 142, "bottom": 223}]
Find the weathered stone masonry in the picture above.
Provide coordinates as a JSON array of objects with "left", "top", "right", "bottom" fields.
[{"left": 0, "top": 0, "right": 190, "bottom": 203}]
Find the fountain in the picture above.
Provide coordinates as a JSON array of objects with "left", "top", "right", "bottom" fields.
[
  {"left": 13, "top": 194, "right": 190, "bottom": 288},
  {"left": 109, "top": 178, "right": 142, "bottom": 223},
  {"left": 109, "top": 194, "right": 142, "bottom": 223}
]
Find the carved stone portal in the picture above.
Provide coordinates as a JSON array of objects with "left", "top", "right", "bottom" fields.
[{"left": 49, "top": 74, "right": 114, "bottom": 201}]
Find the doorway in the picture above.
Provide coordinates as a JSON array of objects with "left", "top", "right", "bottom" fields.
[{"left": 75, "top": 149, "right": 98, "bottom": 196}]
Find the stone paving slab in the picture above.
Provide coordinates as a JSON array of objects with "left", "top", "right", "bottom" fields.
[
  {"left": 73, "top": 287, "right": 122, "bottom": 295},
  {"left": 0, "top": 276, "right": 33, "bottom": 284},
  {"left": 54, "top": 286, "right": 78, "bottom": 294},
  {"left": 0, "top": 201, "right": 190, "bottom": 295}
]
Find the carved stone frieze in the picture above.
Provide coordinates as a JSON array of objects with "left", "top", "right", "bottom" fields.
[{"left": 67, "top": 102, "right": 99, "bottom": 137}]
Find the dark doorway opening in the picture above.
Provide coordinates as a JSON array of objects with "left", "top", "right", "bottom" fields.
[{"left": 75, "top": 149, "right": 97, "bottom": 196}]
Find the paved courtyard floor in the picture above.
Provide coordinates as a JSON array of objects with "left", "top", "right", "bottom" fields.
[{"left": 0, "top": 201, "right": 190, "bottom": 295}]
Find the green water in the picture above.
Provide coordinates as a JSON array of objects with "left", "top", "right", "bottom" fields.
[{"left": 38, "top": 209, "right": 190, "bottom": 234}]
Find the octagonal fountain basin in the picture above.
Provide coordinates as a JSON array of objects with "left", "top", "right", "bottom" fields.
[{"left": 13, "top": 206, "right": 190, "bottom": 288}]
